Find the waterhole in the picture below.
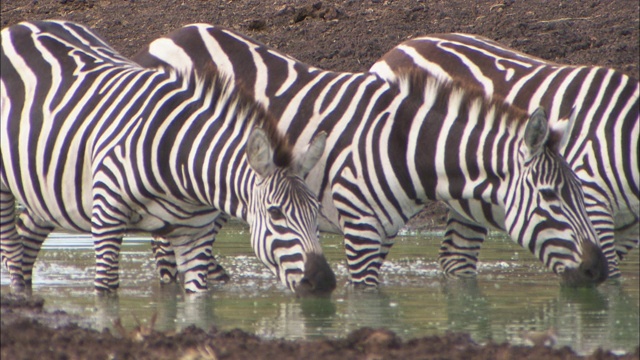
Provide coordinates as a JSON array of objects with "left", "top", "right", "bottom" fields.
[{"left": 1, "top": 221, "right": 638, "bottom": 355}]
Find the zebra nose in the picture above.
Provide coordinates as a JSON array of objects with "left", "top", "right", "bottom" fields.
[
  {"left": 561, "top": 240, "right": 608, "bottom": 287},
  {"left": 294, "top": 253, "right": 336, "bottom": 298}
]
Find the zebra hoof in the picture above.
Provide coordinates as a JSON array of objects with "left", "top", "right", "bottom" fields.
[
  {"left": 94, "top": 283, "right": 120, "bottom": 297},
  {"left": 350, "top": 281, "right": 380, "bottom": 291},
  {"left": 208, "top": 265, "right": 230, "bottom": 283},
  {"left": 607, "top": 269, "right": 622, "bottom": 279},
  {"left": 10, "top": 277, "right": 27, "bottom": 292},
  {"left": 210, "top": 273, "right": 230, "bottom": 283}
]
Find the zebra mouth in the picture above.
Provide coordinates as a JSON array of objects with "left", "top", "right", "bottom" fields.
[
  {"left": 292, "top": 253, "right": 336, "bottom": 298},
  {"left": 559, "top": 241, "right": 608, "bottom": 287}
]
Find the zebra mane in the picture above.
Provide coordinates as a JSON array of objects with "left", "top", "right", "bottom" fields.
[
  {"left": 395, "top": 67, "right": 529, "bottom": 127},
  {"left": 173, "top": 62, "right": 293, "bottom": 168}
]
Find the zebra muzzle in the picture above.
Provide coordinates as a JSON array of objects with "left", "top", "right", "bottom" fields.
[
  {"left": 560, "top": 240, "right": 609, "bottom": 287},
  {"left": 294, "top": 253, "right": 336, "bottom": 298}
]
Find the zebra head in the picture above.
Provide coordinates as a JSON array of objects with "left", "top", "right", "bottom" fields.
[
  {"left": 246, "top": 129, "right": 336, "bottom": 297},
  {"left": 504, "top": 107, "right": 608, "bottom": 286}
]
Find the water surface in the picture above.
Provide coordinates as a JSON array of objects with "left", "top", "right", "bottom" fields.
[{"left": 1, "top": 222, "right": 638, "bottom": 355}]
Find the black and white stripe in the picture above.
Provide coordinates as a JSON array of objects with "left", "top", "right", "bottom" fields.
[
  {"left": 132, "top": 24, "right": 608, "bottom": 287},
  {"left": 0, "top": 20, "right": 335, "bottom": 296},
  {"left": 370, "top": 33, "right": 639, "bottom": 278}
]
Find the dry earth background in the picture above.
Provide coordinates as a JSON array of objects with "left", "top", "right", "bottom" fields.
[{"left": 1, "top": 0, "right": 639, "bottom": 359}]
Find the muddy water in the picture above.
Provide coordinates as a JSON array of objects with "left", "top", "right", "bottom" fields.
[{"left": 1, "top": 221, "right": 638, "bottom": 355}]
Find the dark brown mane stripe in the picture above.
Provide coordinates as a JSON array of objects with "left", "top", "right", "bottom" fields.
[
  {"left": 183, "top": 62, "right": 293, "bottom": 168},
  {"left": 397, "top": 67, "right": 530, "bottom": 126}
]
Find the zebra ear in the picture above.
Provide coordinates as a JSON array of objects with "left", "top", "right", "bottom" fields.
[
  {"left": 295, "top": 132, "right": 327, "bottom": 178},
  {"left": 523, "top": 107, "right": 550, "bottom": 159},
  {"left": 548, "top": 107, "right": 577, "bottom": 152},
  {"left": 246, "top": 127, "right": 276, "bottom": 178}
]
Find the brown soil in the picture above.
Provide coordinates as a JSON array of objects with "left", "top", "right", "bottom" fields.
[
  {"left": 2, "top": 293, "right": 637, "bottom": 360},
  {"left": 1, "top": 0, "right": 638, "bottom": 359}
]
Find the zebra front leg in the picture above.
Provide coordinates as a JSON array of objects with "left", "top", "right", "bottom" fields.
[
  {"left": 169, "top": 231, "right": 215, "bottom": 293},
  {"left": 91, "top": 207, "right": 127, "bottom": 294},
  {"left": 342, "top": 219, "right": 388, "bottom": 288},
  {"left": 151, "top": 235, "right": 179, "bottom": 284},
  {"left": 151, "top": 213, "right": 230, "bottom": 285},
  {"left": 439, "top": 209, "right": 487, "bottom": 276},
  {"left": 0, "top": 189, "right": 25, "bottom": 290},
  {"left": 17, "top": 211, "right": 54, "bottom": 286},
  {"left": 93, "top": 230, "right": 125, "bottom": 294},
  {"left": 614, "top": 214, "right": 639, "bottom": 262},
  {"left": 585, "top": 208, "right": 620, "bottom": 278},
  {"left": 380, "top": 237, "right": 396, "bottom": 262},
  {"left": 152, "top": 236, "right": 229, "bottom": 284}
]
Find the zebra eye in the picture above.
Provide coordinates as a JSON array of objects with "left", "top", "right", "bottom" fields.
[
  {"left": 268, "top": 207, "right": 285, "bottom": 221},
  {"left": 539, "top": 188, "right": 559, "bottom": 201}
]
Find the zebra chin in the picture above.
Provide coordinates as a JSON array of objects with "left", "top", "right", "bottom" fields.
[
  {"left": 288, "top": 253, "right": 336, "bottom": 298},
  {"left": 557, "top": 241, "right": 609, "bottom": 287}
]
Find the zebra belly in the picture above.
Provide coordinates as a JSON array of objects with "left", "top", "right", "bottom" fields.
[
  {"left": 127, "top": 205, "right": 218, "bottom": 237},
  {"left": 445, "top": 199, "right": 506, "bottom": 232}
]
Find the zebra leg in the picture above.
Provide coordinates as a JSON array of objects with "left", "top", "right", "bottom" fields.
[
  {"left": 583, "top": 203, "right": 620, "bottom": 278},
  {"left": 578, "top": 183, "right": 623, "bottom": 277},
  {"left": 439, "top": 209, "right": 487, "bottom": 276},
  {"left": 17, "top": 210, "right": 54, "bottom": 286},
  {"left": 343, "top": 231, "right": 383, "bottom": 287},
  {"left": 92, "top": 230, "right": 125, "bottom": 293},
  {"left": 151, "top": 235, "right": 179, "bottom": 284},
  {"left": 207, "top": 213, "right": 230, "bottom": 282},
  {"left": 341, "top": 215, "right": 388, "bottom": 287},
  {"left": 0, "top": 188, "right": 25, "bottom": 290},
  {"left": 170, "top": 230, "right": 214, "bottom": 293},
  {"left": 151, "top": 214, "right": 230, "bottom": 285},
  {"left": 91, "top": 206, "right": 127, "bottom": 294},
  {"left": 613, "top": 213, "right": 639, "bottom": 262},
  {"left": 152, "top": 235, "right": 228, "bottom": 284},
  {"left": 332, "top": 173, "right": 388, "bottom": 287},
  {"left": 380, "top": 236, "right": 396, "bottom": 261}
]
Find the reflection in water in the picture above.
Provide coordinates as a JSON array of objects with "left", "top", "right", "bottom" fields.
[
  {"left": 154, "top": 284, "right": 181, "bottom": 331},
  {"left": 254, "top": 297, "right": 337, "bottom": 339},
  {"left": 1, "top": 229, "right": 638, "bottom": 355},
  {"left": 340, "top": 288, "right": 400, "bottom": 332},
  {"left": 439, "top": 277, "right": 492, "bottom": 338},
  {"left": 298, "top": 297, "right": 337, "bottom": 331},
  {"left": 94, "top": 295, "right": 120, "bottom": 332}
]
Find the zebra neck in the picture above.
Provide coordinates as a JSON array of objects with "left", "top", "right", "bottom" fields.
[{"left": 371, "top": 78, "right": 524, "bottom": 211}]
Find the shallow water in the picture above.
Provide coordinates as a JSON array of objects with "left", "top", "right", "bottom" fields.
[{"left": 1, "top": 222, "right": 638, "bottom": 355}]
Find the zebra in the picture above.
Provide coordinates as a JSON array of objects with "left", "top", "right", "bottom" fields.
[
  {"left": 132, "top": 24, "right": 608, "bottom": 287},
  {"left": 0, "top": 20, "right": 336, "bottom": 296},
  {"left": 369, "top": 33, "right": 639, "bottom": 278}
]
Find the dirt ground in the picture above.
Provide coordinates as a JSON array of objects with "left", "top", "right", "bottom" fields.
[{"left": 1, "top": 0, "right": 639, "bottom": 359}]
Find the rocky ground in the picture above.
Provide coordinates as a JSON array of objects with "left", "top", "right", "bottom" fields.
[{"left": 1, "top": 0, "right": 638, "bottom": 358}]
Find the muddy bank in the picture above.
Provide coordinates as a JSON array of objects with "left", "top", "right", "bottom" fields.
[{"left": 2, "top": 293, "right": 636, "bottom": 360}]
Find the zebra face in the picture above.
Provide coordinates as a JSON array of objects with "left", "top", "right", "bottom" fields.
[
  {"left": 504, "top": 108, "right": 608, "bottom": 286},
  {"left": 250, "top": 171, "right": 335, "bottom": 296},
  {"left": 246, "top": 130, "right": 336, "bottom": 297}
]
